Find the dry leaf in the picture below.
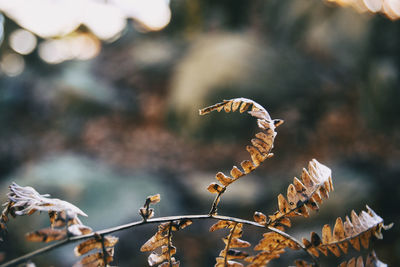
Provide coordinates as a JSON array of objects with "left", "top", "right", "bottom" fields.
[
  {"left": 73, "top": 248, "right": 114, "bottom": 267},
  {"left": 75, "top": 235, "right": 118, "bottom": 256},
  {"left": 26, "top": 228, "right": 66, "bottom": 242},
  {"left": 141, "top": 220, "right": 192, "bottom": 266},
  {"left": 200, "top": 98, "right": 283, "bottom": 215},
  {"left": 1, "top": 183, "right": 88, "bottom": 239},
  {"left": 339, "top": 250, "right": 388, "bottom": 267},
  {"left": 303, "top": 206, "right": 392, "bottom": 258},
  {"left": 266, "top": 159, "right": 333, "bottom": 230}
]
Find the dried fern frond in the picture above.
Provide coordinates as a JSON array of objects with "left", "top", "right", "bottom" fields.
[
  {"left": 245, "top": 231, "right": 301, "bottom": 267},
  {"left": 73, "top": 234, "right": 119, "bottom": 267},
  {"left": 1, "top": 183, "right": 90, "bottom": 241},
  {"left": 254, "top": 159, "right": 333, "bottom": 230},
  {"left": 302, "top": 206, "right": 393, "bottom": 258},
  {"left": 339, "top": 250, "right": 387, "bottom": 267},
  {"left": 200, "top": 98, "right": 283, "bottom": 214},
  {"left": 210, "top": 220, "right": 250, "bottom": 267},
  {"left": 4, "top": 182, "right": 87, "bottom": 218},
  {"left": 141, "top": 219, "right": 192, "bottom": 266}
]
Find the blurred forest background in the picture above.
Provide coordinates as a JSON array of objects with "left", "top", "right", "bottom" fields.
[{"left": 0, "top": 0, "right": 399, "bottom": 266}]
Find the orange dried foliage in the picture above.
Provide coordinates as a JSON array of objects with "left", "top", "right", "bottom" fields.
[
  {"left": 209, "top": 221, "right": 250, "bottom": 267},
  {"left": 141, "top": 219, "right": 192, "bottom": 266},
  {"left": 302, "top": 206, "right": 393, "bottom": 258}
]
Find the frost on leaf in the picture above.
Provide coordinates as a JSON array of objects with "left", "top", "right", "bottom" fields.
[
  {"left": 338, "top": 250, "right": 387, "bottom": 267},
  {"left": 245, "top": 232, "right": 300, "bottom": 267},
  {"left": 209, "top": 220, "right": 250, "bottom": 267},
  {"left": 74, "top": 234, "right": 118, "bottom": 267},
  {"left": 302, "top": 206, "right": 393, "bottom": 258},
  {"left": 200, "top": 98, "right": 283, "bottom": 214},
  {"left": 1, "top": 183, "right": 91, "bottom": 242},
  {"left": 260, "top": 159, "right": 333, "bottom": 230},
  {"left": 141, "top": 219, "right": 192, "bottom": 266}
]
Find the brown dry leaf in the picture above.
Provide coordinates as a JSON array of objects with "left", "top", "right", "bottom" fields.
[
  {"left": 253, "top": 212, "right": 267, "bottom": 225},
  {"left": 339, "top": 250, "right": 388, "bottom": 267},
  {"left": 207, "top": 183, "right": 225, "bottom": 194},
  {"left": 303, "top": 206, "right": 392, "bottom": 258},
  {"left": 266, "top": 159, "right": 333, "bottom": 230},
  {"left": 294, "top": 259, "right": 313, "bottom": 267},
  {"left": 199, "top": 98, "right": 283, "bottom": 212},
  {"left": 210, "top": 221, "right": 250, "bottom": 266},
  {"left": 148, "top": 246, "right": 177, "bottom": 266},
  {"left": 245, "top": 250, "right": 284, "bottom": 267},
  {"left": 26, "top": 228, "right": 66, "bottom": 242},
  {"left": 246, "top": 231, "right": 300, "bottom": 266},
  {"left": 210, "top": 220, "right": 236, "bottom": 232},
  {"left": 158, "top": 257, "right": 180, "bottom": 267},
  {"left": 215, "top": 257, "right": 243, "bottom": 267},
  {"left": 216, "top": 172, "right": 235, "bottom": 186},
  {"left": 140, "top": 194, "right": 162, "bottom": 220},
  {"left": 141, "top": 220, "right": 192, "bottom": 266},
  {"left": 147, "top": 194, "right": 161, "bottom": 205},
  {"left": 73, "top": 248, "right": 114, "bottom": 267},
  {"left": 75, "top": 235, "right": 118, "bottom": 256}
]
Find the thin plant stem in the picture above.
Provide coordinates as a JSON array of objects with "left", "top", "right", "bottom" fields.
[
  {"left": 167, "top": 222, "right": 173, "bottom": 266},
  {"left": 223, "top": 222, "right": 237, "bottom": 267},
  {"left": 99, "top": 234, "right": 108, "bottom": 266},
  {"left": 0, "top": 214, "right": 318, "bottom": 267}
]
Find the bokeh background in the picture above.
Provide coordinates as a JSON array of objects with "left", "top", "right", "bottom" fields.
[{"left": 0, "top": 0, "right": 399, "bottom": 266}]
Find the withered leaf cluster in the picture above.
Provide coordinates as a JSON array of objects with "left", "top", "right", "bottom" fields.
[
  {"left": 245, "top": 232, "right": 300, "bottom": 266},
  {"left": 302, "top": 206, "right": 393, "bottom": 258},
  {"left": 141, "top": 219, "right": 193, "bottom": 266},
  {"left": 140, "top": 194, "right": 161, "bottom": 220},
  {"left": 210, "top": 220, "right": 250, "bottom": 267},
  {"left": 1, "top": 183, "right": 91, "bottom": 242},
  {"left": 73, "top": 234, "right": 119, "bottom": 267},
  {"left": 200, "top": 98, "right": 283, "bottom": 214},
  {"left": 338, "top": 250, "right": 387, "bottom": 267},
  {"left": 254, "top": 159, "right": 333, "bottom": 230}
]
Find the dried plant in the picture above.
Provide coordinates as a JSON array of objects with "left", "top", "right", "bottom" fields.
[{"left": 0, "top": 98, "right": 393, "bottom": 267}]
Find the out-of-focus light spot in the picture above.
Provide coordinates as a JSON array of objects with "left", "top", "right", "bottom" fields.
[
  {"left": 384, "top": 0, "right": 400, "bottom": 19},
  {"left": 82, "top": 2, "right": 126, "bottom": 41},
  {"left": 38, "top": 33, "right": 100, "bottom": 64},
  {"left": 111, "top": 0, "right": 171, "bottom": 31},
  {"left": 363, "top": 0, "right": 382, "bottom": 12},
  {"left": 0, "top": 0, "right": 81, "bottom": 38},
  {"left": 0, "top": 0, "right": 171, "bottom": 41},
  {"left": 325, "top": 0, "right": 400, "bottom": 19},
  {"left": 9, "top": 29, "right": 37, "bottom": 55},
  {"left": 0, "top": 53, "right": 25, "bottom": 76},
  {"left": 69, "top": 34, "right": 101, "bottom": 60}
]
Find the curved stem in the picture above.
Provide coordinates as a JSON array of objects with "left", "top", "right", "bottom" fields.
[
  {"left": 0, "top": 214, "right": 318, "bottom": 267},
  {"left": 99, "top": 234, "right": 108, "bottom": 266},
  {"left": 209, "top": 190, "right": 224, "bottom": 215},
  {"left": 224, "top": 222, "right": 238, "bottom": 266}
]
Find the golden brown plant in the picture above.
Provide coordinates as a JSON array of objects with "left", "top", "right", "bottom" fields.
[{"left": 0, "top": 98, "right": 393, "bottom": 267}]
